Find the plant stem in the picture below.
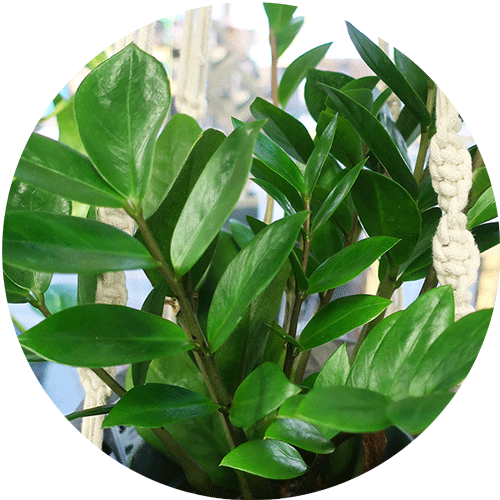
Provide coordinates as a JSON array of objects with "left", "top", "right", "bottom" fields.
[
  {"left": 419, "top": 265, "right": 438, "bottom": 296},
  {"left": 413, "top": 79, "right": 437, "bottom": 186},
  {"left": 91, "top": 368, "right": 126, "bottom": 397},
  {"left": 29, "top": 293, "right": 52, "bottom": 319}
]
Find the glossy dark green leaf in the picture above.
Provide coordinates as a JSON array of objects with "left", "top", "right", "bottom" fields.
[
  {"left": 233, "top": 117, "right": 305, "bottom": 194},
  {"left": 321, "top": 85, "right": 419, "bottom": 199},
  {"left": 314, "top": 343, "right": 350, "bottom": 389},
  {"left": 220, "top": 439, "right": 307, "bottom": 480},
  {"left": 265, "top": 418, "right": 335, "bottom": 454},
  {"left": 263, "top": 3, "right": 297, "bottom": 34},
  {"left": 267, "top": 321, "right": 304, "bottom": 351},
  {"left": 310, "top": 159, "right": 365, "bottom": 234},
  {"left": 279, "top": 42, "right": 332, "bottom": 108},
  {"left": 349, "top": 286, "right": 455, "bottom": 399},
  {"left": 472, "top": 222, "right": 499, "bottom": 253},
  {"left": 251, "top": 177, "right": 296, "bottom": 216},
  {"left": 275, "top": 17, "right": 304, "bottom": 59},
  {"left": 229, "top": 219, "right": 255, "bottom": 249},
  {"left": 250, "top": 97, "right": 314, "bottom": 163},
  {"left": 327, "top": 113, "right": 363, "bottom": 168},
  {"left": 342, "top": 76, "right": 380, "bottom": 92},
  {"left": 307, "top": 236, "right": 399, "bottom": 295},
  {"left": 208, "top": 212, "right": 308, "bottom": 352},
  {"left": 141, "top": 113, "right": 202, "bottom": 219},
  {"left": 171, "top": 120, "right": 265, "bottom": 276},
  {"left": 351, "top": 169, "right": 421, "bottom": 265},
  {"left": 467, "top": 166, "right": 491, "bottom": 210},
  {"left": 299, "top": 295, "right": 391, "bottom": 351},
  {"left": 102, "top": 383, "right": 220, "bottom": 428},
  {"left": 229, "top": 362, "right": 301, "bottom": 428},
  {"left": 304, "top": 68, "right": 354, "bottom": 122},
  {"left": 393, "top": 47, "right": 429, "bottom": 103},
  {"left": 4, "top": 273, "right": 31, "bottom": 303},
  {"left": 346, "top": 22, "right": 430, "bottom": 126},
  {"left": 387, "top": 392, "right": 454, "bottom": 434},
  {"left": 409, "top": 308, "right": 493, "bottom": 394},
  {"left": 66, "top": 404, "right": 114, "bottom": 422},
  {"left": 466, "top": 187, "right": 497, "bottom": 229},
  {"left": 18, "top": 304, "right": 193, "bottom": 367},
  {"left": 328, "top": 87, "right": 373, "bottom": 114},
  {"left": 378, "top": 105, "right": 411, "bottom": 167},
  {"left": 56, "top": 96, "right": 87, "bottom": 154},
  {"left": 136, "top": 129, "right": 225, "bottom": 270},
  {"left": 296, "top": 385, "right": 392, "bottom": 433},
  {"left": 304, "top": 114, "right": 337, "bottom": 195},
  {"left": 372, "top": 87, "right": 394, "bottom": 116},
  {"left": 74, "top": 44, "right": 171, "bottom": 204},
  {"left": 3, "top": 211, "right": 157, "bottom": 274},
  {"left": 15, "top": 133, "right": 125, "bottom": 208}
]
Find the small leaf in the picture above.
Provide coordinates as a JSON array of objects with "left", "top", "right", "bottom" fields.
[
  {"left": 208, "top": 212, "right": 308, "bottom": 353},
  {"left": 220, "top": 439, "right": 307, "bottom": 480},
  {"left": 296, "top": 385, "right": 392, "bottom": 433},
  {"left": 229, "top": 362, "right": 301, "bottom": 429},
  {"left": 171, "top": 120, "right": 265, "bottom": 276},
  {"left": 299, "top": 295, "right": 391, "bottom": 351},
  {"left": 467, "top": 186, "right": 497, "bottom": 229},
  {"left": 251, "top": 177, "right": 296, "bottom": 216},
  {"left": 278, "top": 42, "right": 333, "bottom": 108},
  {"left": 346, "top": 22, "right": 430, "bottom": 126},
  {"left": 315, "top": 343, "right": 350, "bottom": 389},
  {"left": 3, "top": 211, "right": 157, "bottom": 274},
  {"left": 102, "top": 383, "right": 220, "bottom": 428},
  {"left": 265, "top": 418, "right": 335, "bottom": 454},
  {"left": 276, "top": 17, "right": 304, "bottom": 59},
  {"left": 263, "top": 3, "right": 297, "bottom": 34},
  {"left": 15, "top": 133, "right": 125, "bottom": 208},
  {"left": 74, "top": 44, "right": 171, "bottom": 204},
  {"left": 18, "top": 304, "right": 193, "bottom": 368},
  {"left": 310, "top": 159, "right": 365, "bottom": 234},
  {"left": 250, "top": 97, "right": 314, "bottom": 163},
  {"left": 307, "top": 236, "right": 399, "bottom": 295},
  {"left": 66, "top": 404, "right": 114, "bottom": 422},
  {"left": 387, "top": 392, "right": 454, "bottom": 434}
]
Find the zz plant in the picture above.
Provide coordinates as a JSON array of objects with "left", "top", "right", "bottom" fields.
[{"left": 3, "top": 9, "right": 498, "bottom": 499}]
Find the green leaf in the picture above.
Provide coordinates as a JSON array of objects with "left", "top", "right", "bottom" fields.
[
  {"left": 229, "top": 219, "right": 255, "bottom": 249},
  {"left": 3, "top": 211, "right": 157, "bottom": 274},
  {"left": 304, "top": 114, "right": 337, "bottom": 195},
  {"left": 171, "top": 120, "right": 265, "bottom": 276},
  {"left": 351, "top": 169, "right": 421, "bottom": 265},
  {"left": 305, "top": 68, "right": 354, "bottom": 121},
  {"left": 275, "top": 17, "right": 304, "bottom": 59},
  {"left": 307, "top": 236, "right": 399, "bottom": 295},
  {"left": 472, "top": 222, "right": 499, "bottom": 253},
  {"left": 314, "top": 343, "right": 350, "bottom": 389},
  {"left": 467, "top": 166, "right": 491, "bottom": 210},
  {"left": 346, "top": 22, "right": 430, "bottom": 126},
  {"left": 4, "top": 274, "right": 31, "bottom": 303},
  {"left": 18, "top": 304, "right": 193, "bottom": 368},
  {"left": 233, "top": 117, "right": 305, "bottom": 195},
  {"left": 208, "top": 212, "right": 308, "bottom": 352},
  {"left": 409, "top": 308, "right": 493, "bottom": 394},
  {"left": 15, "top": 133, "right": 125, "bottom": 208},
  {"left": 467, "top": 186, "right": 497, "bottom": 229},
  {"left": 299, "top": 295, "right": 391, "bottom": 351},
  {"left": 56, "top": 96, "right": 87, "bottom": 154},
  {"left": 102, "top": 383, "right": 220, "bottom": 428},
  {"left": 387, "top": 392, "right": 454, "bottom": 434},
  {"left": 321, "top": 85, "right": 419, "bottom": 199},
  {"left": 278, "top": 42, "right": 333, "bottom": 108},
  {"left": 393, "top": 47, "right": 430, "bottom": 103},
  {"left": 348, "top": 286, "right": 455, "bottom": 399},
  {"left": 263, "top": 3, "right": 297, "bottom": 34},
  {"left": 372, "top": 87, "right": 394, "bottom": 116},
  {"left": 265, "top": 418, "right": 335, "bottom": 454},
  {"left": 74, "top": 44, "right": 171, "bottom": 204},
  {"left": 250, "top": 97, "right": 314, "bottom": 163},
  {"left": 310, "top": 159, "right": 365, "bottom": 234},
  {"left": 229, "top": 362, "right": 301, "bottom": 428},
  {"left": 251, "top": 177, "right": 296, "bottom": 216},
  {"left": 141, "top": 114, "right": 202, "bottom": 219},
  {"left": 66, "top": 404, "right": 114, "bottom": 422},
  {"left": 136, "top": 129, "right": 225, "bottom": 269},
  {"left": 220, "top": 439, "right": 307, "bottom": 480},
  {"left": 296, "top": 385, "right": 392, "bottom": 433}
]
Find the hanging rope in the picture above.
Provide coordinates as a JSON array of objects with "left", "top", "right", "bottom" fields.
[
  {"left": 429, "top": 88, "right": 480, "bottom": 320},
  {"left": 176, "top": 7, "right": 212, "bottom": 122}
]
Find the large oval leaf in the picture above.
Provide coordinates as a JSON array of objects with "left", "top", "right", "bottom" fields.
[
  {"left": 229, "top": 362, "right": 301, "bottom": 429},
  {"left": 74, "top": 44, "right": 171, "bottom": 204},
  {"left": 207, "top": 212, "right": 308, "bottom": 352},
  {"left": 314, "top": 343, "right": 350, "bottom": 389},
  {"left": 307, "top": 236, "right": 399, "bottom": 294},
  {"left": 3, "top": 211, "right": 157, "bottom": 274},
  {"left": 18, "top": 304, "right": 193, "bottom": 367},
  {"left": 220, "top": 439, "right": 308, "bottom": 480},
  {"left": 170, "top": 120, "right": 265, "bottom": 276},
  {"left": 296, "top": 385, "right": 392, "bottom": 433},
  {"left": 299, "top": 294, "right": 392, "bottom": 351},
  {"left": 15, "top": 132, "right": 125, "bottom": 208},
  {"left": 351, "top": 169, "right": 421, "bottom": 265},
  {"left": 102, "top": 383, "right": 220, "bottom": 428}
]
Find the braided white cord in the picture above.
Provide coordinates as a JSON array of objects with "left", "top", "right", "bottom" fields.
[
  {"left": 77, "top": 208, "right": 135, "bottom": 448},
  {"left": 429, "top": 88, "right": 480, "bottom": 319}
]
